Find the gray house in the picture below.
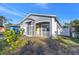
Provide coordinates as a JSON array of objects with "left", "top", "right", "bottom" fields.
[{"left": 20, "top": 13, "right": 62, "bottom": 38}]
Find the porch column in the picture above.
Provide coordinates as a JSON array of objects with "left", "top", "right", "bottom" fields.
[
  {"left": 25, "top": 23, "right": 28, "bottom": 36},
  {"left": 50, "top": 20, "right": 52, "bottom": 37},
  {"left": 34, "top": 22, "right": 36, "bottom": 36}
]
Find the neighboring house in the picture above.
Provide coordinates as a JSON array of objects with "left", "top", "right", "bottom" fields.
[
  {"left": 61, "top": 25, "right": 78, "bottom": 38},
  {"left": 20, "top": 13, "right": 62, "bottom": 38},
  {"left": 10, "top": 25, "right": 20, "bottom": 35},
  {"left": 70, "top": 27, "right": 78, "bottom": 38},
  {"left": 0, "top": 17, "right": 5, "bottom": 32},
  {"left": 10, "top": 25, "right": 20, "bottom": 30},
  {"left": 61, "top": 26, "right": 70, "bottom": 36},
  {"left": 0, "top": 27, "right": 5, "bottom": 32},
  {"left": 0, "top": 17, "right": 5, "bottom": 39}
]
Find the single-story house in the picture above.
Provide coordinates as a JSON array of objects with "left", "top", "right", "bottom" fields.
[{"left": 20, "top": 13, "right": 62, "bottom": 38}]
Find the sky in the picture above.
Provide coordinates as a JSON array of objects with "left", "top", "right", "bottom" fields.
[{"left": 0, "top": 3, "right": 79, "bottom": 24}]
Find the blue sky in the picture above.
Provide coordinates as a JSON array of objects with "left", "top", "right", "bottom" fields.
[{"left": 0, "top": 3, "right": 79, "bottom": 24}]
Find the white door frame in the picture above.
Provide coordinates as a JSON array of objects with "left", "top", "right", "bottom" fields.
[{"left": 41, "top": 24, "right": 50, "bottom": 37}]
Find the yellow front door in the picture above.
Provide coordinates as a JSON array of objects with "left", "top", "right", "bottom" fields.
[{"left": 36, "top": 25, "right": 40, "bottom": 36}]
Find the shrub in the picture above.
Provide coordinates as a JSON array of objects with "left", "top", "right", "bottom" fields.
[
  {"left": 3, "top": 29, "right": 28, "bottom": 54},
  {"left": 0, "top": 40, "right": 7, "bottom": 54},
  {"left": 19, "top": 28, "right": 25, "bottom": 36}
]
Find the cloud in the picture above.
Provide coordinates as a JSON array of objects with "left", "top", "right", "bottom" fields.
[
  {"left": 0, "top": 5, "right": 24, "bottom": 17},
  {"left": 35, "top": 3, "right": 49, "bottom": 9}
]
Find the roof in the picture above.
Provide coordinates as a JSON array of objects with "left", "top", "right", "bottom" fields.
[
  {"left": 19, "top": 13, "right": 61, "bottom": 26},
  {"left": 28, "top": 13, "right": 57, "bottom": 17},
  {"left": 10, "top": 24, "right": 20, "bottom": 27}
]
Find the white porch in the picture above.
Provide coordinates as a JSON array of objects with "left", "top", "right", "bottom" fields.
[{"left": 24, "top": 20, "right": 50, "bottom": 37}]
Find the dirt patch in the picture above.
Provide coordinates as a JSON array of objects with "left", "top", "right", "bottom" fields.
[{"left": 10, "top": 37, "right": 79, "bottom": 55}]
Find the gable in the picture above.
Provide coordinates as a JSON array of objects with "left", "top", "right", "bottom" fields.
[{"left": 20, "top": 13, "right": 61, "bottom": 27}]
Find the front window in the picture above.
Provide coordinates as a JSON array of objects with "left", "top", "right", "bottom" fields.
[{"left": 42, "top": 24, "right": 50, "bottom": 31}]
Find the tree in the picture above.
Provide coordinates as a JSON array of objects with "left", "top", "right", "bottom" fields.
[
  {"left": 0, "top": 16, "right": 5, "bottom": 27},
  {"left": 5, "top": 23, "right": 13, "bottom": 29},
  {"left": 62, "top": 22, "right": 70, "bottom": 28},
  {"left": 71, "top": 20, "right": 79, "bottom": 27},
  {"left": 0, "top": 16, "right": 12, "bottom": 27}
]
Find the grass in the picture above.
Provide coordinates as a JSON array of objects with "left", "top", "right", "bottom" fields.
[
  {"left": 56, "top": 35, "right": 79, "bottom": 47},
  {"left": 70, "top": 38, "right": 79, "bottom": 43}
]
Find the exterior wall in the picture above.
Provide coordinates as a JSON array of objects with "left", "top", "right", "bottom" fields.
[
  {"left": 20, "top": 19, "right": 36, "bottom": 36},
  {"left": 51, "top": 18, "right": 57, "bottom": 38},
  {"left": 72, "top": 32, "right": 75, "bottom": 38},
  {"left": 20, "top": 23, "right": 27, "bottom": 35},
  {"left": 51, "top": 18, "right": 62, "bottom": 38},
  {"left": 20, "top": 14, "right": 62, "bottom": 38},
  {"left": 57, "top": 24, "right": 62, "bottom": 35},
  {"left": 61, "top": 27, "right": 70, "bottom": 36},
  {"left": 28, "top": 15, "right": 51, "bottom": 23},
  {"left": 72, "top": 32, "right": 79, "bottom": 38},
  {"left": 70, "top": 27, "right": 77, "bottom": 38},
  {"left": 28, "top": 15, "right": 52, "bottom": 37},
  {"left": 0, "top": 27, "right": 5, "bottom": 32}
]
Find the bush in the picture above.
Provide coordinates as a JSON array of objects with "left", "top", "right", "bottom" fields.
[
  {"left": 6, "top": 39, "right": 28, "bottom": 54},
  {"left": 3, "top": 29, "right": 28, "bottom": 54},
  {"left": 4, "top": 30, "right": 18, "bottom": 43},
  {"left": 19, "top": 28, "right": 25, "bottom": 36},
  {"left": 0, "top": 40, "right": 7, "bottom": 54}
]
